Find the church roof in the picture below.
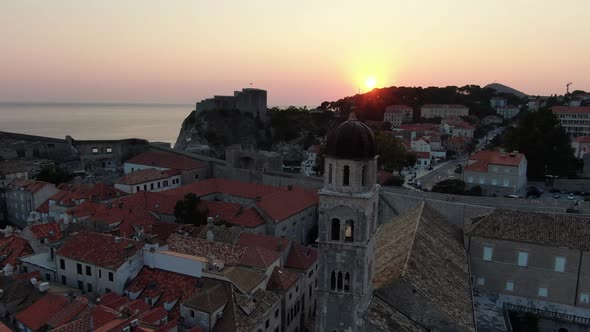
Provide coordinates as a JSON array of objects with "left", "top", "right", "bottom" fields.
[
  {"left": 326, "top": 113, "right": 376, "bottom": 160},
  {"left": 372, "top": 203, "right": 475, "bottom": 331}
]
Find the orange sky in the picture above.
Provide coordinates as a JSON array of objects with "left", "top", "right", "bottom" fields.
[{"left": 1, "top": 1, "right": 589, "bottom": 106}]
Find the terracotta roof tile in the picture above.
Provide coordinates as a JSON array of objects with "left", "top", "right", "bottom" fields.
[
  {"left": 466, "top": 209, "right": 590, "bottom": 250},
  {"left": 8, "top": 178, "right": 52, "bottom": 194},
  {"left": 168, "top": 234, "right": 280, "bottom": 269},
  {"left": 126, "top": 267, "right": 199, "bottom": 305},
  {"left": 267, "top": 266, "right": 299, "bottom": 291},
  {"left": 285, "top": 243, "right": 317, "bottom": 270},
  {"left": 47, "top": 296, "right": 89, "bottom": 328},
  {"left": 236, "top": 233, "right": 292, "bottom": 254},
  {"left": 464, "top": 150, "right": 524, "bottom": 172},
  {"left": 0, "top": 235, "right": 34, "bottom": 268},
  {"left": 126, "top": 150, "right": 206, "bottom": 170},
  {"left": 57, "top": 231, "right": 141, "bottom": 269},
  {"left": 202, "top": 200, "right": 265, "bottom": 228},
  {"left": 138, "top": 306, "right": 168, "bottom": 324},
  {"left": 117, "top": 168, "right": 179, "bottom": 185},
  {"left": 28, "top": 222, "right": 62, "bottom": 241},
  {"left": 15, "top": 293, "right": 70, "bottom": 331},
  {"left": 552, "top": 106, "right": 590, "bottom": 114},
  {"left": 256, "top": 187, "right": 318, "bottom": 222},
  {"left": 575, "top": 136, "right": 590, "bottom": 143}
]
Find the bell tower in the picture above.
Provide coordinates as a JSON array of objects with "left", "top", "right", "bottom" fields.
[{"left": 316, "top": 113, "right": 379, "bottom": 332}]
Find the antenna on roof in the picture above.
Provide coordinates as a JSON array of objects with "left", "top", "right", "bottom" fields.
[{"left": 567, "top": 82, "right": 573, "bottom": 94}]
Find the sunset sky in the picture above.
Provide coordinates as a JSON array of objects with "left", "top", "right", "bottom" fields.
[{"left": 2, "top": 0, "right": 589, "bottom": 106}]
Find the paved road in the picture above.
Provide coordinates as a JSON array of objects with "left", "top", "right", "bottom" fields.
[{"left": 416, "top": 160, "right": 463, "bottom": 189}]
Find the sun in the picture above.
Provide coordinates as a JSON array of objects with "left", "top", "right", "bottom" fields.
[{"left": 365, "top": 76, "right": 376, "bottom": 90}]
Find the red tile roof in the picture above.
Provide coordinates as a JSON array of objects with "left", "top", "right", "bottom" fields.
[
  {"left": 552, "top": 106, "right": 590, "bottom": 114},
  {"left": 47, "top": 296, "right": 89, "bottom": 328},
  {"left": 126, "top": 267, "right": 199, "bottom": 305},
  {"left": 13, "top": 270, "right": 41, "bottom": 281},
  {"left": 236, "top": 233, "right": 292, "bottom": 254},
  {"left": 28, "top": 222, "right": 62, "bottom": 241},
  {"left": 286, "top": 243, "right": 318, "bottom": 270},
  {"left": 57, "top": 231, "right": 142, "bottom": 269},
  {"left": 8, "top": 178, "right": 52, "bottom": 194},
  {"left": 464, "top": 150, "right": 524, "bottom": 172},
  {"left": 415, "top": 152, "right": 430, "bottom": 159},
  {"left": 168, "top": 234, "right": 280, "bottom": 269},
  {"left": 202, "top": 200, "right": 265, "bottom": 228},
  {"left": 16, "top": 293, "right": 70, "bottom": 331},
  {"left": 138, "top": 306, "right": 168, "bottom": 325},
  {"left": 51, "top": 183, "right": 126, "bottom": 207},
  {"left": 35, "top": 200, "right": 49, "bottom": 214},
  {"left": 91, "top": 305, "right": 121, "bottom": 329},
  {"left": 156, "top": 320, "right": 180, "bottom": 332},
  {"left": 162, "top": 178, "right": 281, "bottom": 200},
  {"left": 447, "top": 136, "right": 472, "bottom": 144},
  {"left": 267, "top": 266, "right": 299, "bottom": 291},
  {"left": 126, "top": 150, "right": 206, "bottom": 170},
  {"left": 0, "top": 235, "right": 34, "bottom": 268},
  {"left": 256, "top": 187, "right": 318, "bottom": 222},
  {"left": 575, "top": 136, "right": 590, "bottom": 143},
  {"left": 117, "top": 169, "right": 179, "bottom": 186},
  {"left": 376, "top": 170, "right": 394, "bottom": 185},
  {"left": 0, "top": 322, "right": 11, "bottom": 332}
]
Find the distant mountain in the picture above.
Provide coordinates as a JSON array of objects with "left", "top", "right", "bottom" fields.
[{"left": 484, "top": 83, "right": 528, "bottom": 98}]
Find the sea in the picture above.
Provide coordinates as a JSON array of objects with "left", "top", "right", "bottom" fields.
[{"left": 0, "top": 102, "right": 194, "bottom": 145}]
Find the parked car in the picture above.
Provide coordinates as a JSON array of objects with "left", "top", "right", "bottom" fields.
[
  {"left": 568, "top": 193, "right": 575, "bottom": 200},
  {"left": 552, "top": 193, "right": 561, "bottom": 199}
]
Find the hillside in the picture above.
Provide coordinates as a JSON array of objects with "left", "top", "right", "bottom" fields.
[{"left": 484, "top": 83, "right": 528, "bottom": 98}]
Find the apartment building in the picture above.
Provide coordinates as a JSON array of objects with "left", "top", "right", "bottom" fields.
[
  {"left": 496, "top": 105, "right": 520, "bottom": 119},
  {"left": 5, "top": 179, "right": 58, "bottom": 226},
  {"left": 420, "top": 104, "right": 469, "bottom": 119},
  {"left": 384, "top": 105, "right": 413, "bottom": 126},
  {"left": 463, "top": 150, "right": 527, "bottom": 195},
  {"left": 466, "top": 209, "right": 590, "bottom": 309},
  {"left": 552, "top": 106, "right": 590, "bottom": 137},
  {"left": 56, "top": 231, "right": 143, "bottom": 294}
]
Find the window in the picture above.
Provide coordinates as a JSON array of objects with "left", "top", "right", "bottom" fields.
[
  {"left": 289, "top": 292, "right": 292, "bottom": 300},
  {"left": 150, "top": 183, "right": 154, "bottom": 190},
  {"left": 136, "top": 186, "right": 140, "bottom": 191},
  {"left": 328, "top": 163, "right": 333, "bottom": 184},
  {"left": 60, "top": 259, "right": 65, "bottom": 270},
  {"left": 506, "top": 281, "right": 514, "bottom": 292},
  {"left": 503, "top": 178, "right": 510, "bottom": 187},
  {"left": 491, "top": 178, "right": 498, "bottom": 185},
  {"left": 330, "top": 271, "right": 336, "bottom": 291},
  {"left": 361, "top": 165, "right": 367, "bottom": 186},
  {"left": 77, "top": 263, "right": 82, "bottom": 275},
  {"left": 517, "top": 251, "right": 528, "bottom": 267},
  {"left": 106, "top": 288, "right": 111, "bottom": 293},
  {"left": 45, "top": 273, "right": 51, "bottom": 281},
  {"left": 87, "top": 283, "right": 93, "bottom": 293},
  {"left": 40, "top": 238, "right": 46, "bottom": 244},
  {"left": 538, "top": 287, "right": 548, "bottom": 297},
  {"left": 331, "top": 218, "right": 340, "bottom": 241},
  {"left": 344, "top": 220, "right": 354, "bottom": 242},
  {"left": 144, "top": 185, "right": 147, "bottom": 191},
  {"left": 190, "top": 310, "right": 195, "bottom": 318},
  {"left": 265, "top": 319, "right": 270, "bottom": 328},
  {"left": 476, "top": 277, "right": 485, "bottom": 286},
  {"left": 22, "top": 266, "right": 28, "bottom": 273},
  {"left": 344, "top": 272, "right": 351, "bottom": 292},
  {"left": 92, "top": 147, "right": 98, "bottom": 154},
  {"left": 479, "top": 177, "right": 485, "bottom": 185},
  {"left": 580, "top": 293, "right": 590, "bottom": 304},
  {"left": 86, "top": 266, "right": 92, "bottom": 276},
  {"left": 483, "top": 246, "right": 493, "bottom": 261},
  {"left": 108, "top": 272, "right": 114, "bottom": 281},
  {"left": 77, "top": 280, "right": 83, "bottom": 290},
  {"left": 337, "top": 272, "right": 343, "bottom": 291},
  {"left": 275, "top": 308, "right": 279, "bottom": 318},
  {"left": 106, "top": 147, "right": 112, "bottom": 153},
  {"left": 163, "top": 180, "right": 168, "bottom": 187},
  {"left": 61, "top": 275, "right": 66, "bottom": 285},
  {"left": 554, "top": 256, "right": 566, "bottom": 272},
  {"left": 343, "top": 166, "right": 350, "bottom": 186}
]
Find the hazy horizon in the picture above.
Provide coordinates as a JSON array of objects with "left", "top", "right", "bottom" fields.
[{"left": 2, "top": 1, "right": 589, "bottom": 106}]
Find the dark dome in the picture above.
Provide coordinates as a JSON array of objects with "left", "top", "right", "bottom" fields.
[{"left": 326, "top": 113, "right": 376, "bottom": 160}]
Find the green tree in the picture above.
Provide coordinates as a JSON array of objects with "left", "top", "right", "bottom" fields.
[
  {"left": 381, "top": 121, "right": 392, "bottom": 131},
  {"left": 35, "top": 165, "right": 74, "bottom": 185},
  {"left": 432, "top": 179, "right": 467, "bottom": 195},
  {"left": 174, "top": 193, "right": 209, "bottom": 225},
  {"left": 502, "top": 108, "right": 575, "bottom": 179},
  {"left": 375, "top": 132, "right": 416, "bottom": 174}
]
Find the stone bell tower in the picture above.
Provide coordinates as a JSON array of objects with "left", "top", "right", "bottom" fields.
[{"left": 316, "top": 113, "right": 379, "bottom": 332}]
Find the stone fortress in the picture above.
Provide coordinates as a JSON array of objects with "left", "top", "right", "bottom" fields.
[{"left": 195, "top": 87, "right": 268, "bottom": 121}]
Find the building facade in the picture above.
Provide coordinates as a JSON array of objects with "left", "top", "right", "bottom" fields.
[
  {"left": 5, "top": 179, "right": 58, "bottom": 226},
  {"left": 464, "top": 150, "right": 527, "bottom": 195},
  {"left": 496, "top": 105, "right": 520, "bottom": 119},
  {"left": 420, "top": 104, "right": 469, "bottom": 119},
  {"left": 552, "top": 106, "right": 590, "bottom": 137},
  {"left": 384, "top": 105, "right": 413, "bottom": 123},
  {"left": 466, "top": 210, "right": 590, "bottom": 309}
]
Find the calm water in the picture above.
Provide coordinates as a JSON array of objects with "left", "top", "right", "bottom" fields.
[{"left": 0, "top": 102, "right": 193, "bottom": 144}]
